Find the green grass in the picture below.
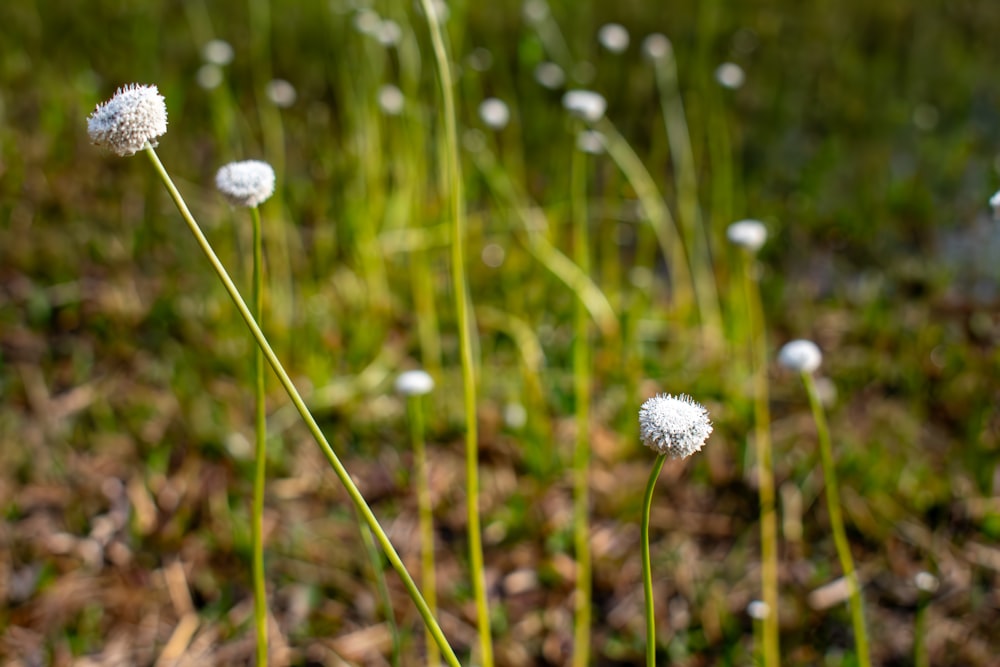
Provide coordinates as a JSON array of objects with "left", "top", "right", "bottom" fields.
[{"left": 2, "top": 1, "right": 1000, "bottom": 665}]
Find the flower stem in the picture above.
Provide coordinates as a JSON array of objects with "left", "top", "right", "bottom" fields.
[
  {"left": 143, "top": 146, "right": 461, "bottom": 667},
  {"left": 250, "top": 204, "right": 269, "bottom": 666},
  {"left": 408, "top": 394, "right": 440, "bottom": 667},
  {"left": 416, "top": 2, "right": 493, "bottom": 665},
  {"left": 641, "top": 454, "right": 667, "bottom": 667},
  {"left": 801, "top": 372, "right": 871, "bottom": 667}
]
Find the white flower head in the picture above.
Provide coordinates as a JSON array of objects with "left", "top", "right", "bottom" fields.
[
  {"left": 727, "top": 219, "right": 768, "bottom": 252},
  {"left": 202, "top": 39, "right": 234, "bottom": 66},
  {"left": 562, "top": 89, "right": 607, "bottom": 123},
  {"left": 534, "top": 62, "right": 566, "bottom": 89},
  {"left": 989, "top": 190, "right": 1000, "bottom": 219},
  {"left": 87, "top": 84, "right": 168, "bottom": 157},
  {"left": 914, "top": 571, "right": 939, "bottom": 593},
  {"left": 479, "top": 97, "right": 510, "bottom": 130},
  {"left": 376, "top": 19, "right": 402, "bottom": 46},
  {"left": 638, "top": 393, "right": 713, "bottom": 460},
  {"left": 778, "top": 339, "right": 823, "bottom": 374},
  {"left": 576, "top": 129, "right": 605, "bottom": 155},
  {"left": 215, "top": 160, "right": 276, "bottom": 208},
  {"left": 598, "top": 23, "right": 630, "bottom": 54},
  {"left": 746, "top": 600, "right": 770, "bottom": 620},
  {"left": 395, "top": 369, "right": 434, "bottom": 396},
  {"left": 266, "top": 79, "right": 296, "bottom": 108},
  {"left": 715, "top": 62, "right": 746, "bottom": 89},
  {"left": 642, "top": 33, "right": 672, "bottom": 61},
  {"left": 378, "top": 84, "right": 405, "bottom": 116}
]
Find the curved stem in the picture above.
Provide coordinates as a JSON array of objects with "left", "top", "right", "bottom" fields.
[
  {"left": 250, "top": 205, "right": 269, "bottom": 666},
  {"left": 642, "top": 454, "right": 667, "bottom": 667},
  {"left": 143, "top": 146, "right": 461, "bottom": 667},
  {"left": 802, "top": 372, "right": 871, "bottom": 667}
]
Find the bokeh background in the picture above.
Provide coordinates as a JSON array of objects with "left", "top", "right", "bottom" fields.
[{"left": 2, "top": 0, "right": 1000, "bottom": 665}]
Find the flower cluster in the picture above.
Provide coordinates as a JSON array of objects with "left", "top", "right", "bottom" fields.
[
  {"left": 638, "top": 393, "right": 713, "bottom": 460},
  {"left": 87, "top": 84, "right": 168, "bottom": 156}
]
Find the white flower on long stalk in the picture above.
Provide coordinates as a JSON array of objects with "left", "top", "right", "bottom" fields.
[
  {"left": 642, "top": 33, "right": 671, "bottom": 61},
  {"left": 778, "top": 339, "right": 823, "bottom": 374},
  {"left": 562, "top": 89, "right": 607, "bottom": 123},
  {"left": 87, "top": 84, "right": 168, "bottom": 157},
  {"left": 598, "top": 23, "right": 630, "bottom": 54},
  {"left": 395, "top": 370, "right": 435, "bottom": 396},
  {"left": 216, "top": 160, "right": 276, "bottom": 208},
  {"left": 534, "top": 62, "right": 565, "bottom": 89},
  {"left": 202, "top": 39, "right": 234, "bottom": 66},
  {"left": 378, "top": 84, "right": 405, "bottom": 116},
  {"left": 715, "top": 62, "right": 746, "bottom": 89},
  {"left": 727, "top": 219, "right": 768, "bottom": 252},
  {"left": 576, "top": 129, "right": 605, "bottom": 155},
  {"left": 638, "top": 393, "right": 713, "bottom": 460},
  {"left": 478, "top": 97, "right": 510, "bottom": 130},
  {"left": 266, "top": 79, "right": 296, "bottom": 107}
]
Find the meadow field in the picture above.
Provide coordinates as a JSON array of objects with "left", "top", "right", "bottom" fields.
[{"left": 1, "top": 1, "right": 999, "bottom": 665}]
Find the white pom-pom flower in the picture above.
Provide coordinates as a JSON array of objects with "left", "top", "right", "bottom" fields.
[
  {"left": 534, "top": 62, "right": 565, "bottom": 89},
  {"left": 87, "top": 84, "right": 168, "bottom": 157},
  {"left": 478, "top": 97, "right": 510, "bottom": 130},
  {"left": 778, "top": 339, "right": 823, "bottom": 374},
  {"left": 638, "top": 393, "right": 713, "bottom": 460},
  {"left": 562, "top": 90, "right": 607, "bottom": 123},
  {"left": 378, "top": 84, "right": 405, "bottom": 116},
  {"left": 215, "top": 160, "right": 276, "bottom": 208},
  {"left": 642, "top": 33, "right": 672, "bottom": 61},
  {"left": 395, "top": 370, "right": 435, "bottom": 396},
  {"left": 598, "top": 23, "right": 630, "bottom": 54},
  {"left": 989, "top": 190, "right": 1000, "bottom": 219},
  {"left": 727, "top": 219, "right": 768, "bottom": 252},
  {"left": 715, "top": 62, "right": 746, "bottom": 89}
]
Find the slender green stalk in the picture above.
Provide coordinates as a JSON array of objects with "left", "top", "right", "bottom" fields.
[
  {"left": 801, "top": 372, "right": 871, "bottom": 667},
  {"left": 570, "top": 130, "right": 592, "bottom": 667},
  {"left": 359, "top": 523, "right": 402, "bottom": 667},
  {"left": 250, "top": 205, "right": 268, "bottom": 666},
  {"left": 407, "top": 393, "right": 440, "bottom": 667},
  {"left": 641, "top": 454, "right": 667, "bottom": 667},
  {"left": 739, "top": 252, "right": 780, "bottom": 667},
  {"left": 415, "top": 3, "right": 493, "bottom": 665},
  {"left": 143, "top": 146, "right": 460, "bottom": 667}
]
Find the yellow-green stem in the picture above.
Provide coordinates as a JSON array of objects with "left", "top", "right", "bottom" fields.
[
  {"left": 801, "top": 372, "right": 871, "bottom": 667},
  {"left": 143, "top": 146, "right": 460, "bottom": 667},
  {"left": 570, "top": 132, "right": 592, "bottom": 667},
  {"left": 416, "top": 2, "right": 493, "bottom": 664},
  {"left": 359, "top": 523, "right": 402, "bottom": 667},
  {"left": 641, "top": 454, "right": 667, "bottom": 667},
  {"left": 741, "top": 253, "right": 780, "bottom": 667},
  {"left": 250, "top": 205, "right": 268, "bottom": 666},
  {"left": 408, "top": 394, "right": 440, "bottom": 667}
]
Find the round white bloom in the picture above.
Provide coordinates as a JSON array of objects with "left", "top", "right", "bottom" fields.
[
  {"left": 642, "top": 33, "right": 672, "bottom": 61},
  {"left": 534, "top": 62, "right": 565, "bottom": 89},
  {"left": 377, "top": 19, "right": 402, "bottom": 46},
  {"left": 914, "top": 571, "right": 939, "bottom": 593},
  {"left": 989, "top": 190, "right": 1000, "bottom": 219},
  {"left": 638, "top": 393, "right": 713, "bottom": 460},
  {"left": 726, "top": 219, "right": 767, "bottom": 252},
  {"left": 778, "top": 339, "right": 823, "bottom": 374},
  {"left": 746, "top": 600, "right": 770, "bottom": 620},
  {"left": 197, "top": 64, "right": 224, "bottom": 90},
  {"left": 576, "top": 129, "right": 605, "bottom": 155},
  {"left": 202, "top": 39, "right": 234, "bottom": 66},
  {"left": 266, "top": 79, "right": 296, "bottom": 108},
  {"left": 478, "top": 97, "right": 510, "bottom": 130},
  {"left": 395, "top": 369, "right": 434, "bottom": 396},
  {"left": 522, "top": 0, "right": 549, "bottom": 24},
  {"left": 353, "top": 8, "right": 381, "bottom": 36},
  {"left": 215, "top": 160, "right": 276, "bottom": 208},
  {"left": 598, "top": 23, "right": 630, "bottom": 54},
  {"left": 562, "top": 89, "right": 607, "bottom": 123},
  {"left": 468, "top": 47, "right": 494, "bottom": 72},
  {"left": 87, "top": 84, "right": 168, "bottom": 157},
  {"left": 378, "top": 84, "right": 405, "bottom": 116},
  {"left": 715, "top": 62, "right": 746, "bottom": 89}
]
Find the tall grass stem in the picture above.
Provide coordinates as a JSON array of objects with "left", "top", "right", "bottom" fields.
[
  {"left": 142, "top": 146, "right": 461, "bottom": 667},
  {"left": 641, "top": 453, "right": 668, "bottom": 667},
  {"left": 250, "top": 205, "right": 269, "bottom": 666},
  {"left": 407, "top": 393, "right": 440, "bottom": 667}
]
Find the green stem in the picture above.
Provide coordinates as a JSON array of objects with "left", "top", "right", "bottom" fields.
[
  {"left": 416, "top": 2, "right": 493, "bottom": 665},
  {"left": 570, "top": 129, "right": 592, "bottom": 667},
  {"left": 741, "top": 252, "right": 780, "bottom": 667},
  {"left": 250, "top": 205, "right": 268, "bottom": 666},
  {"left": 641, "top": 454, "right": 667, "bottom": 667},
  {"left": 359, "top": 523, "right": 402, "bottom": 667},
  {"left": 408, "top": 394, "right": 440, "bottom": 667},
  {"left": 143, "top": 146, "right": 461, "bottom": 667},
  {"left": 801, "top": 372, "right": 871, "bottom": 667}
]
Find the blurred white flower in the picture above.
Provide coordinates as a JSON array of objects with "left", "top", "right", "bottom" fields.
[
  {"left": 638, "top": 393, "right": 713, "bottom": 460},
  {"left": 467, "top": 47, "right": 494, "bottom": 72},
  {"left": 353, "top": 8, "right": 381, "bottom": 35},
  {"left": 726, "top": 219, "right": 767, "bottom": 252},
  {"left": 378, "top": 84, "right": 405, "bottom": 115},
  {"left": 990, "top": 190, "right": 1000, "bottom": 219},
  {"left": 479, "top": 97, "right": 510, "bottom": 130},
  {"left": 481, "top": 242, "right": 505, "bottom": 267},
  {"left": 202, "top": 39, "right": 234, "bottom": 66},
  {"left": 197, "top": 64, "right": 224, "bottom": 90},
  {"left": 395, "top": 369, "right": 435, "bottom": 396},
  {"left": 266, "top": 79, "right": 296, "bottom": 107},
  {"left": 534, "top": 61, "right": 565, "bottom": 89},
  {"left": 642, "top": 33, "right": 672, "bottom": 61},
  {"left": 747, "top": 600, "right": 770, "bottom": 620},
  {"left": 504, "top": 402, "right": 527, "bottom": 429},
  {"left": 376, "top": 19, "right": 402, "bottom": 46},
  {"left": 778, "top": 339, "right": 823, "bottom": 374},
  {"left": 576, "top": 129, "right": 605, "bottom": 155},
  {"left": 562, "top": 89, "right": 606, "bottom": 123},
  {"left": 598, "top": 23, "right": 630, "bottom": 54},
  {"left": 87, "top": 83, "right": 168, "bottom": 157},
  {"left": 216, "top": 160, "right": 276, "bottom": 208},
  {"left": 914, "top": 571, "right": 939, "bottom": 593},
  {"left": 522, "top": 0, "right": 549, "bottom": 24},
  {"left": 715, "top": 62, "right": 746, "bottom": 89}
]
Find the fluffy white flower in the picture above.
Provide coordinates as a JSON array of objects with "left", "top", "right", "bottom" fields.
[
  {"left": 638, "top": 393, "right": 713, "bottom": 460},
  {"left": 395, "top": 370, "right": 435, "bottom": 396},
  {"left": 727, "top": 219, "right": 768, "bottom": 252},
  {"left": 990, "top": 190, "right": 1000, "bottom": 219},
  {"left": 642, "top": 33, "right": 672, "bottom": 61},
  {"left": 598, "top": 23, "right": 630, "bottom": 54},
  {"left": 479, "top": 97, "right": 510, "bottom": 130},
  {"left": 778, "top": 339, "right": 823, "bottom": 374},
  {"left": 87, "top": 84, "right": 168, "bottom": 157},
  {"left": 562, "top": 89, "right": 607, "bottom": 123},
  {"left": 534, "top": 62, "right": 565, "bottom": 89},
  {"left": 215, "top": 160, "right": 276, "bottom": 208},
  {"left": 378, "top": 84, "right": 405, "bottom": 116},
  {"left": 715, "top": 62, "right": 746, "bottom": 89}
]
